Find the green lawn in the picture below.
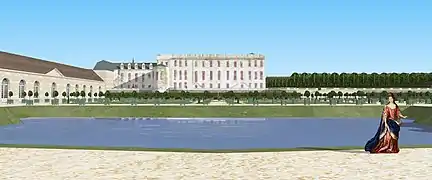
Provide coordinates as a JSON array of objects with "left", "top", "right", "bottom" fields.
[
  {"left": 0, "top": 105, "right": 431, "bottom": 125},
  {"left": 0, "top": 106, "right": 387, "bottom": 125}
]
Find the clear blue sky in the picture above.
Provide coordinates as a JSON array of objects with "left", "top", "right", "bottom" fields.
[{"left": 1, "top": 0, "right": 431, "bottom": 75}]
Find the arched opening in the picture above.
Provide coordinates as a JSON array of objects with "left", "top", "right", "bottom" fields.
[
  {"left": 34, "top": 81, "right": 40, "bottom": 97},
  {"left": 1, "top": 78, "right": 9, "bottom": 98},
  {"left": 51, "top": 82, "right": 57, "bottom": 98},
  {"left": 19, "top": 80, "right": 26, "bottom": 98}
]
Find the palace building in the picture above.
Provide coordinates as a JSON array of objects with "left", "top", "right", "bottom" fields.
[
  {"left": 0, "top": 51, "right": 267, "bottom": 101},
  {"left": 93, "top": 53, "right": 266, "bottom": 92}
]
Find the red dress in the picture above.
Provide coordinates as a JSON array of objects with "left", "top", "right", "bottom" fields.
[{"left": 370, "top": 106, "right": 401, "bottom": 153}]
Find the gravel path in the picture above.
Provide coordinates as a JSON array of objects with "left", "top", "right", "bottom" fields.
[{"left": 1, "top": 148, "right": 431, "bottom": 180}]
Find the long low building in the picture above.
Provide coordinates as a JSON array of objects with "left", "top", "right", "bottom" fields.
[{"left": 0, "top": 51, "right": 106, "bottom": 100}]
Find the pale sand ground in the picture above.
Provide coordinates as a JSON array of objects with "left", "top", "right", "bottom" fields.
[{"left": 1, "top": 148, "right": 432, "bottom": 180}]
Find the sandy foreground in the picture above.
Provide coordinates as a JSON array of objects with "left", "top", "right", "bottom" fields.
[{"left": 1, "top": 148, "right": 432, "bottom": 180}]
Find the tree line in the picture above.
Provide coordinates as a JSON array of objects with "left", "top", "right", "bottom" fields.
[
  {"left": 103, "top": 90, "right": 432, "bottom": 100},
  {"left": 266, "top": 72, "right": 432, "bottom": 88}
]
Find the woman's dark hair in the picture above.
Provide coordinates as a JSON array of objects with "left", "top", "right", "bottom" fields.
[{"left": 387, "top": 92, "right": 399, "bottom": 118}]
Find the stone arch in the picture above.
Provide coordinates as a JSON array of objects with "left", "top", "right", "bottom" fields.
[
  {"left": 19, "top": 80, "right": 26, "bottom": 98},
  {"left": 1, "top": 78, "right": 10, "bottom": 98}
]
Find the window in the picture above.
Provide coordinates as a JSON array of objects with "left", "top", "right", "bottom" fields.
[
  {"left": 184, "top": 70, "right": 188, "bottom": 80},
  {"left": 241, "top": 84, "right": 244, "bottom": 88},
  {"left": 249, "top": 83, "right": 252, "bottom": 88},
  {"left": 209, "top": 83, "right": 213, "bottom": 88},
  {"left": 142, "top": 73, "right": 145, "bottom": 82},
  {"left": 226, "top": 83, "right": 229, "bottom": 88},
  {"left": 135, "top": 73, "right": 138, "bottom": 82},
  {"left": 195, "top": 84, "right": 198, "bottom": 88},
  {"left": 184, "top": 82, "right": 188, "bottom": 89},
  {"left": 148, "top": 73, "right": 151, "bottom": 79},
  {"left": 240, "top": 71, "right": 244, "bottom": 80},
  {"left": 210, "top": 61, "right": 213, "bottom": 67},
  {"left": 128, "top": 73, "right": 131, "bottom": 81},
  {"left": 194, "top": 61, "right": 198, "bottom": 67},
  {"left": 33, "top": 81, "right": 40, "bottom": 96},
  {"left": 226, "top": 71, "right": 230, "bottom": 80},
  {"left": 179, "top": 70, "right": 182, "bottom": 80},
  {"left": 217, "top": 61, "right": 221, "bottom": 67},
  {"left": 234, "top": 61, "right": 237, "bottom": 67},
  {"left": 248, "top": 71, "right": 252, "bottom": 80},
  {"left": 174, "top": 82, "right": 177, "bottom": 89},
  {"left": 248, "top": 60, "right": 251, "bottom": 67},
  {"left": 18, "top": 80, "right": 26, "bottom": 98},
  {"left": 202, "top": 71, "right": 205, "bottom": 80},
  {"left": 127, "top": 84, "right": 130, "bottom": 88},
  {"left": 202, "top": 83, "right": 205, "bottom": 88},
  {"left": 156, "top": 72, "right": 159, "bottom": 80},
  {"left": 174, "top": 60, "right": 177, "bottom": 66},
  {"left": 174, "top": 70, "right": 177, "bottom": 80},
  {"left": 210, "top": 71, "right": 213, "bottom": 80},
  {"left": 254, "top": 71, "right": 258, "bottom": 80},
  {"left": 120, "top": 73, "right": 124, "bottom": 82},
  {"left": 255, "top": 83, "right": 258, "bottom": 88},
  {"left": 148, "top": 85, "right": 151, "bottom": 88},
  {"left": 194, "top": 71, "right": 198, "bottom": 82},
  {"left": 217, "top": 71, "right": 221, "bottom": 80},
  {"left": 226, "top": 61, "right": 229, "bottom": 67},
  {"left": 260, "top": 83, "right": 263, "bottom": 88},
  {"left": 202, "top": 61, "right": 205, "bottom": 67},
  {"left": 233, "top": 71, "right": 237, "bottom": 80},
  {"left": 51, "top": 82, "right": 57, "bottom": 97},
  {"left": 240, "top": 61, "right": 243, "bottom": 67},
  {"left": 254, "top": 60, "right": 257, "bottom": 67},
  {"left": 179, "top": 60, "right": 182, "bottom": 67},
  {"left": 179, "top": 82, "right": 182, "bottom": 88},
  {"left": 218, "top": 83, "right": 221, "bottom": 88},
  {"left": 260, "top": 71, "right": 264, "bottom": 80},
  {"left": 260, "top": 60, "right": 263, "bottom": 67}
]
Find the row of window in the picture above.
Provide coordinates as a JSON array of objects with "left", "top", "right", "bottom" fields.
[
  {"left": 173, "top": 82, "right": 265, "bottom": 89},
  {"left": 1, "top": 78, "right": 101, "bottom": 98},
  {"left": 120, "top": 72, "right": 160, "bottom": 82},
  {"left": 173, "top": 59, "right": 264, "bottom": 68},
  {"left": 119, "top": 84, "right": 153, "bottom": 89},
  {"left": 175, "top": 70, "right": 264, "bottom": 82},
  {"left": 120, "top": 70, "right": 265, "bottom": 82}
]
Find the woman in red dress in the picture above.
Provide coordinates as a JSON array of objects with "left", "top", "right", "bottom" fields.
[{"left": 365, "top": 93, "right": 408, "bottom": 153}]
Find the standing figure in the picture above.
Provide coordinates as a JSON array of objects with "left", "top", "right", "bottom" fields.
[{"left": 365, "top": 92, "right": 408, "bottom": 153}]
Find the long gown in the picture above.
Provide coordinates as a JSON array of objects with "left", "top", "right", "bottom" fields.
[{"left": 364, "top": 106, "right": 401, "bottom": 153}]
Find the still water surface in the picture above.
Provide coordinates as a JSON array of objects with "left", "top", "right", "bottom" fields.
[{"left": 0, "top": 117, "right": 431, "bottom": 149}]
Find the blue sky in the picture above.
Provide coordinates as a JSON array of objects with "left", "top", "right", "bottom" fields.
[{"left": 1, "top": 0, "right": 431, "bottom": 75}]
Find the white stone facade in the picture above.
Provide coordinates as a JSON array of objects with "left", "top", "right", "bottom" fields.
[
  {"left": 0, "top": 68, "right": 106, "bottom": 100},
  {"left": 98, "top": 62, "right": 170, "bottom": 92},
  {"left": 156, "top": 54, "right": 266, "bottom": 91}
]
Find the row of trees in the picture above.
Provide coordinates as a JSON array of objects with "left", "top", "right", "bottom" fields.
[
  {"left": 266, "top": 72, "right": 432, "bottom": 88},
  {"left": 103, "top": 90, "right": 432, "bottom": 100},
  {"left": 9, "top": 90, "right": 105, "bottom": 99}
]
